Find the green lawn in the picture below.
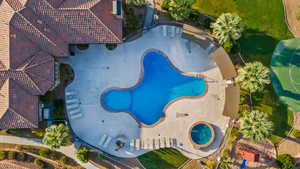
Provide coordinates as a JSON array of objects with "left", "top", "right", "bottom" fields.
[
  {"left": 138, "top": 148, "right": 188, "bottom": 169},
  {"left": 193, "top": 0, "right": 294, "bottom": 144}
]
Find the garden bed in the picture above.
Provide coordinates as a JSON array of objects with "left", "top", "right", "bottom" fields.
[{"left": 123, "top": 4, "right": 146, "bottom": 37}]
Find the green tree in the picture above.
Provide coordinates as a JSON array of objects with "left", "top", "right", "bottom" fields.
[
  {"left": 163, "top": 0, "right": 195, "bottom": 21},
  {"left": 76, "top": 147, "right": 90, "bottom": 163},
  {"left": 42, "top": 124, "right": 72, "bottom": 149},
  {"left": 219, "top": 156, "right": 233, "bottom": 169},
  {"left": 211, "top": 13, "right": 244, "bottom": 44},
  {"left": 206, "top": 160, "right": 216, "bottom": 169},
  {"left": 276, "top": 154, "right": 295, "bottom": 169},
  {"left": 241, "top": 110, "right": 273, "bottom": 141},
  {"left": 235, "top": 62, "right": 271, "bottom": 93},
  {"left": 126, "top": 0, "right": 146, "bottom": 7}
]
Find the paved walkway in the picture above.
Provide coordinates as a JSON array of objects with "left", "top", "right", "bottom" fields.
[{"left": 0, "top": 135, "right": 97, "bottom": 169}]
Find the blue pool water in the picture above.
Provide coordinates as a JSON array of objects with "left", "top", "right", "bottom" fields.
[
  {"left": 191, "top": 123, "right": 212, "bottom": 145},
  {"left": 102, "top": 50, "right": 206, "bottom": 125}
]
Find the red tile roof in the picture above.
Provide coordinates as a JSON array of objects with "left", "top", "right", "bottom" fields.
[
  {"left": 0, "top": 0, "right": 122, "bottom": 129},
  {"left": 238, "top": 148, "right": 260, "bottom": 162}
]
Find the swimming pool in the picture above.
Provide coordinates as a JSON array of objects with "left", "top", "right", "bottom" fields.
[{"left": 102, "top": 50, "right": 207, "bottom": 126}]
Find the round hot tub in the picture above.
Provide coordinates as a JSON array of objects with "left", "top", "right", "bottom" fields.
[{"left": 189, "top": 121, "right": 215, "bottom": 149}]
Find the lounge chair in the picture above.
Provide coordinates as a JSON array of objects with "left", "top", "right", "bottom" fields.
[
  {"left": 159, "top": 138, "right": 165, "bottom": 148},
  {"left": 135, "top": 139, "right": 141, "bottom": 150},
  {"left": 66, "top": 103, "right": 79, "bottom": 111},
  {"left": 165, "top": 137, "right": 171, "bottom": 147},
  {"left": 66, "top": 99, "right": 79, "bottom": 104},
  {"left": 70, "top": 113, "right": 82, "bottom": 120},
  {"left": 163, "top": 26, "right": 167, "bottom": 37},
  {"left": 148, "top": 139, "right": 154, "bottom": 150},
  {"left": 66, "top": 91, "right": 76, "bottom": 96},
  {"left": 103, "top": 136, "right": 112, "bottom": 148},
  {"left": 98, "top": 134, "right": 108, "bottom": 146},
  {"left": 69, "top": 108, "right": 81, "bottom": 115},
  {"left": 142, "top": 140, "right": 147, "bottom": 150},
  {"left": 170, "top": 26, "right": 176, "bottom": 38}
]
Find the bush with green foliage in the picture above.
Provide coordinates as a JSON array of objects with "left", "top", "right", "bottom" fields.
[
  {"left": 76, "top": 147, "right": 90, "bottom": 163},
  {"left": 7, "top": 151, "right": 15, "bottom": 160},
  {"left": 211, "top": 13, "right": 244, "bottom": 44},
  {"left": 0, "top": 151, "right": 6, "bottom": 160},
  {"left": 292, "top": 129, "right": 300, "bottom": 138},
  {"left": 276, "top": 154, "right": 295, "bottom": 169},
  {"left": 124, "top": 7, "right": 141, "bottom": 36},
  {"left": 126, "top": 0, "right": 146, "bottom": 7},
  {"left": 34, "top": 159, "right": 44, "bottom": 168},
  {"left": 222, "top": 149, "right": 230, "bottom": 157},
  {"left": 53, "top": 100, "right": 66, "bottom": 120},
  {"left": 162, "top": 0, "right": 195, "bottom": 21},
  {"left": 241, "top": 110, "right": 273, "bottom": 141},
  {"left": 59, "top": 155, "right": 68, "bottom": 164},
  {"left": 223, "top": 41, "right": 233, "bottom": 53},
  {"left": 49, "top": 151, "right": 57, "bottom": 160},
  {"left": 106, "top": 44, "right": 118, "bottom": 50},
  {"left": 206, "top": 160, "right": 216, "bottom": 169},
  {"left": 77, "top": 44, "right": 89, "bottom": 50},
  {"left": 42, "top": 124, "right": 72, "bottom": 149},
  {"left": 230, "top": 127, "right": 242, "bottom": 138},
  {"left": 18, "top": 152, "right": 26, "bottom": 161},
  {"left": 40, "top": 91, "right": 55, "bottom": 104},
  {"left": 32, "top": 129, "right": 45, "bottom": 138},
  {"left": 220, "top": 156, "right": 233, "bottom": 169},
  {"left": 39, "top": 148, "right": 50, "bottom": 158},
  {"left": 235, "top": 62, "right": 271, "bottom": 93}
]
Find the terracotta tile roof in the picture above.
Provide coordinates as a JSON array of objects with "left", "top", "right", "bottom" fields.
[{"left": 0, "top": 0, "right": 122, "bottom": 129}]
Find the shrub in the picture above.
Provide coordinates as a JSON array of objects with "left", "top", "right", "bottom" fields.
[
  {"left": 292, "top": 129, "right": 300, "bottom": 138},
  {"left": 296, "top": 8, "right": 300, "bottom": 20},
  {"left": 0, "top": 151, "right": 6, "bottom": 160},
  {"left": 277, "top": 154, "right": 295, "bottom": 169},
  {"left": 53, "top": 100, "right": 66, "bottom": 120},
  {"left": 34, "top": 159, "right": 44, "bottom": 168},
  {"left": 7, "top": 151, "right": 15, "bottom": 160},
  {"left": 206, "top": 160, "right": 216, "bottom": 169},
  {"left": 18, "top": 152, "right": 26, "bottom": 161},
  {"left": 59, "top": 156, "right": 68, "bottom": 164},
  {"left": 223, "top": 41, "right": 233, "bottom": 53},
  {"left": 77, "top": 44, "right": 89, "bottom": 50},
  {"left": 32, "top": 129, "right": 45, "bottom": 137},
  {"left": 76, "top": 147, "right": 90, "bottom": 163},
  {"left": 40, "top": 91, "right": 54, "bottom": 104},
  {"left": 15, "top": 145, "right": 22, "bottom": 151},
  {"left": 39, "top": 148, "right": 50, "bottom": 158},
  {"left": 230, "top": 127, "right": 242, "bottom": 138},
  {"left": 222, "top": 149, "right": 230, "bottom": 157},
  {"left": 106, "top": 43, "right": 118, "bottom": 50},
  {"left": 126, "top": 0, "right": 146, "bottom": 7},
  {"left": 161, "top": 0, "right": 170, "bottom": 10},
  {"left": 49, "top": 151, "right": 57, "bottom": 160}
]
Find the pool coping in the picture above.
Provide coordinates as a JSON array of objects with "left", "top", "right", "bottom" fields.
[
  {"left": 188, "top": 121, "right": 215, "bottom": 149},
  {"left": 100, "top": 48, "right": 208, "bottom": 128}
]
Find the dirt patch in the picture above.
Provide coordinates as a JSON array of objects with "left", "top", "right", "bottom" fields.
[{"left": 282, "top": 0, "right": 300, "bottom": 37}]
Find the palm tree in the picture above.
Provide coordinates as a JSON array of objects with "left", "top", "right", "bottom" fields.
[
  {"left": 235, "top": 62, "right": 271, "bottom": 93},
  {"left": 42, "top": 124, "right": 72, "bottom": 149},
  {"left": 240, "top": 110, "right": 273, "bottom": 141},
  {"left": 211, "top": 13, "right": 244, "bottom": 44},
  {"left": 219, "top": 156, "right": 233, "bottom": 169}
]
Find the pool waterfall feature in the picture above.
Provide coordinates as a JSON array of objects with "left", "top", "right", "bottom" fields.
[{"left": 101, "top": 49, "right": 207, "bottom": 127}]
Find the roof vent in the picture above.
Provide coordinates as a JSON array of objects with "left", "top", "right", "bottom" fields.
[{"left": 37, "top": 20, "right": 43, "bottom": 24}]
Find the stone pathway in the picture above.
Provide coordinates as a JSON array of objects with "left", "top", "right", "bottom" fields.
[{"left": 0, "top": 135, "right": 97, "bottom": 169}]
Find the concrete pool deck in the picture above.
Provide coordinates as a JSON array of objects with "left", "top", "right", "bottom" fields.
[{"left": 61, "top": 25, "right": 229, "bottom": 159}]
